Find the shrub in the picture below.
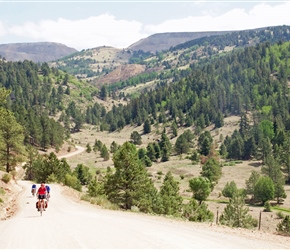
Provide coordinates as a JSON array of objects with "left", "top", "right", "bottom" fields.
[
  {"left": 222, "top": 181, "right": 238, "bottom": 198},
  {"left": 277, "top": 215, "right": 290, "bottom": 235},
  {"left": 263, "top": 200, "right": 271, "bottom": 212},
  {"left": 64, "top": 174, "right": 82, "bottom": 191},
  {"left": 182, "top": 199, "right": 214, "bottom": 222},
  {"left": 131, "top": 206, "right": 140, "bottom": 212},
  {"left": 46, "top": 173, "right": 57, "bottom": 183},
  {"left": 219, "top": 194, "right": 258, "bottom": 229},
  {"left": 276, "top": 211, "right": 285, "bottom": 219},
  {"left": 1, "top": 173, "right": 11, "bottom": 183}
]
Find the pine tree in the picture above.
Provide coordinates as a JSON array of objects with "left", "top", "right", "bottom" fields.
[
  {"left": 0, "top": 108, "right": 26, "bottom": 172},
  {"left": 159, "top": 171, "right": 183, "bottom": 216},
  {"left": 143, "top": 119, "right": 151, "bottom": 134},
  {"left": 219, "top": 193, "right": 258, "bottom": 228},
  {"left": 174, "top": 134, "right": 190, "bottom": 155},
  {"left": 104, "top": 142, "right": 157, "bottom": 212},
  {"left": 159, "top": 132, "right": 172, "bottom": 162},
  {"left": 189, "top": 177, "right": 211, "bottom": 204}
]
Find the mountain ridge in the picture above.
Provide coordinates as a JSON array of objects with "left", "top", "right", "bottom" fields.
[{"left": 0, "top": 42, "right": 78, "bottom": 62}]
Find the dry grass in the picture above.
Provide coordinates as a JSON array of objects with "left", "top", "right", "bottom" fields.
[{"left": 62, "top": 116, "right": 290, "bottom": 234}]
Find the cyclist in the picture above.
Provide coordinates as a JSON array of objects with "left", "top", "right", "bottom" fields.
[
  {"left": 45, "top": 185, "right": 50, "bottom": 201},
  {"left": 31, "top": 183, "right": 36, "bottom": 196},
  {"left": 36, "top": 183, "right": 47, "bottom": 211}
]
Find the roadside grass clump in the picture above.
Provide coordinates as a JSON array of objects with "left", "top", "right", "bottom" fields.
[
  {"left": 272, "top": 206, "right": 290, "bottom": 214},
  {"left": 1, "top": 173, "right": 11, "bottom": 183},
  {"left": 81, "top": 194, "right": 119, "bottom": 210},
  {"left": 223, "top": 160, "right": 243, "bottom": 166},
  {"left": 131, "top": 205, "right": 140, "bottom": 213},
  {"left": 276, "top": 211, "right": 285, "bottom": 219},
  {"left": 0, "top": 187, "right": 4, "bottom": 203}
]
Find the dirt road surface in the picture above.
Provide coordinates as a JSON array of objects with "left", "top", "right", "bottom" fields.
[{"left": 0, "top": 181, "right": 289, "bottom": 249}]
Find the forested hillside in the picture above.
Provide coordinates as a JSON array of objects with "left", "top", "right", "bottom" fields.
[
  {"left": 52, "top": 25, "right": 290, "bottom": 91},
  {"left": 0, "top": 59, "right": 100, "bottom": 155},
  {"left": 1, "top": 27, "right": 290, "bottom": 233}
]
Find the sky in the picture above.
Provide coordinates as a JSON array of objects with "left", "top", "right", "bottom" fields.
[{"left": 0, "top": 1, "right": 290, "bottom": 51}]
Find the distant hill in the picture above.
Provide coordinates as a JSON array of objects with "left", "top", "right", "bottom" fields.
[
  {"left": 0, "top": 42, "right": 78, "bottom": 62},
  {"left": 127, "top": 31, "right": 231, "bottom": 53}
]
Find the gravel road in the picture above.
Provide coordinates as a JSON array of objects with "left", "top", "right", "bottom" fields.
[{"left": 0, "top": 180, "right": 289, "bottom": 249}]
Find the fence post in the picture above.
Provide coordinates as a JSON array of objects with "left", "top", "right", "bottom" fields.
[
  {"left": 216, "top": 207, "right": 219, "bottom": 225},
  {"left": 258, "top": 211, "right": 262, "bottom": 230}
]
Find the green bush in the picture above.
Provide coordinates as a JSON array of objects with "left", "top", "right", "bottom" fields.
[
  {"left": 276, "top": 211, "right": 285, "bottom": 219},
  {"left": 182, "top": 199, "right": 214, "bottom": 222},
  {"left": 277, "top": 215, "right": 290, "bottom": 235},
  {"left": 46, "top": 173, "right": 57, "bottom": 183},
  {"left": 1, "top": 173, "right": 11, "bottom": 183},
  {"left": 64, "top": 174, "right": 82, "bottom": 191},
  {"left": 263, "top": 200, "right": 272, "bottom": 212},
  {"left": 219, "top": 194, "right": 258, "bottom": 229}
]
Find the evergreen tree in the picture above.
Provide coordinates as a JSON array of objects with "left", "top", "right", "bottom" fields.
[
  {"left": 245, "top": 171, "right": 260, "bottom": 197},
  {"left": 254, "top": 176, "right": 275, "bottom": 205},
  {"left": 73, "top": 164, "right": 92, "bottom": 185},
  {"left": 174, "top": 134, "right": 190, "bottom": 155},
  {"left": 159, "top": 171, "right": 183, "bottom": 216},
  {"left": 101, "top": 144, "right": 110, "bottom": 161},
  {"left": 104, "top": 142, "right": 157, "bottom": 212},
  {"left": 189, "top": 177, "right": 211, "bottom": 204},
  {"left": 198, "top": 131, "right": 213, "bottom": 156},
  {"left": 222, "top": 181, "right": 238, "bottom": 198},
  {"left": 159, "top": 132, "right": 172, "bottom": 162},
  {"left": 219, "top": 193, "right": 258, "bottom": 228},
  {"left": 263, "top": 156, "right": 286, "bottom": 203},
  {"left": 130, "top": 131, "right": 142, "bottom": 145},
  {"left": 171, "top": 121, "right": 178, "bottom": 137},
  {"left": 201, "top": 157, "right": 222, "bottom": 187},
  {"left": 182, "top": 198, "right": 214, "bottom": 222},
  {"left": 0, "top": 109, "right": 26, "bottom": 172},
  {"left": 146, "top": 143, "right": 156, "bottom": 162},
  {"left": 143, "top": 119, "right": 151, "bottom": 134}
]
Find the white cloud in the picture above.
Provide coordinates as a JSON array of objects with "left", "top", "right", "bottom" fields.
[
  {"left": 0, "top": 21, "right": 8, "bottom": 37},
  {"left": 8, "top": 14, "right": 148, "bottom": 50},
  {"left": 144, "top": 2, "right": 290, "bottom": 33},
  {"left": 3, "top": 2, "right": 290, "bottom": 50}
]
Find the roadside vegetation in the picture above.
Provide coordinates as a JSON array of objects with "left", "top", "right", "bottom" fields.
[{"left": 1, "top": 26, "right": 290, "bottom": 236}]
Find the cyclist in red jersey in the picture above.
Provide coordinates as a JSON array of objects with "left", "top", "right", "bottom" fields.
[{"left": 36, "top": 183, "right": 47, "bottom": 211}]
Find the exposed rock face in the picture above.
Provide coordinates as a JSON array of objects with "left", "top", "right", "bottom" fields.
[{"left": 0, "top": 42, "right": 78, "bottom": 62}]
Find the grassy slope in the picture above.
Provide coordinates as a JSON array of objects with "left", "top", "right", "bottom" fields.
[{"left": 63, "top": 114, "right": 290, "bottom": 234}]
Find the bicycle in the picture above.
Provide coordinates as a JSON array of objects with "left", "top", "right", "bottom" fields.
[
  {"left": 46, "top": 193, "right": 50, "bottom": 202},
  {"left": 37, "top": 198, "right": 47, "bottom": 216},
  {"left": 31, "top": 188, "right": 36, "bottom": 196}
]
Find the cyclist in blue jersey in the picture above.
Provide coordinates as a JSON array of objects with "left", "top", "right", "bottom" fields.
[
  {"left": 31, "top": 184, "right": 36, "bottom": 196},
  {"left": 45, "top": 185, "right": 50, "bottom": 201}
]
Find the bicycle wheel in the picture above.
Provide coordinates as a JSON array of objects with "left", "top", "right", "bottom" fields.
[{"left": 39, "top": 200, "right": 43, "bottom": 216}]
